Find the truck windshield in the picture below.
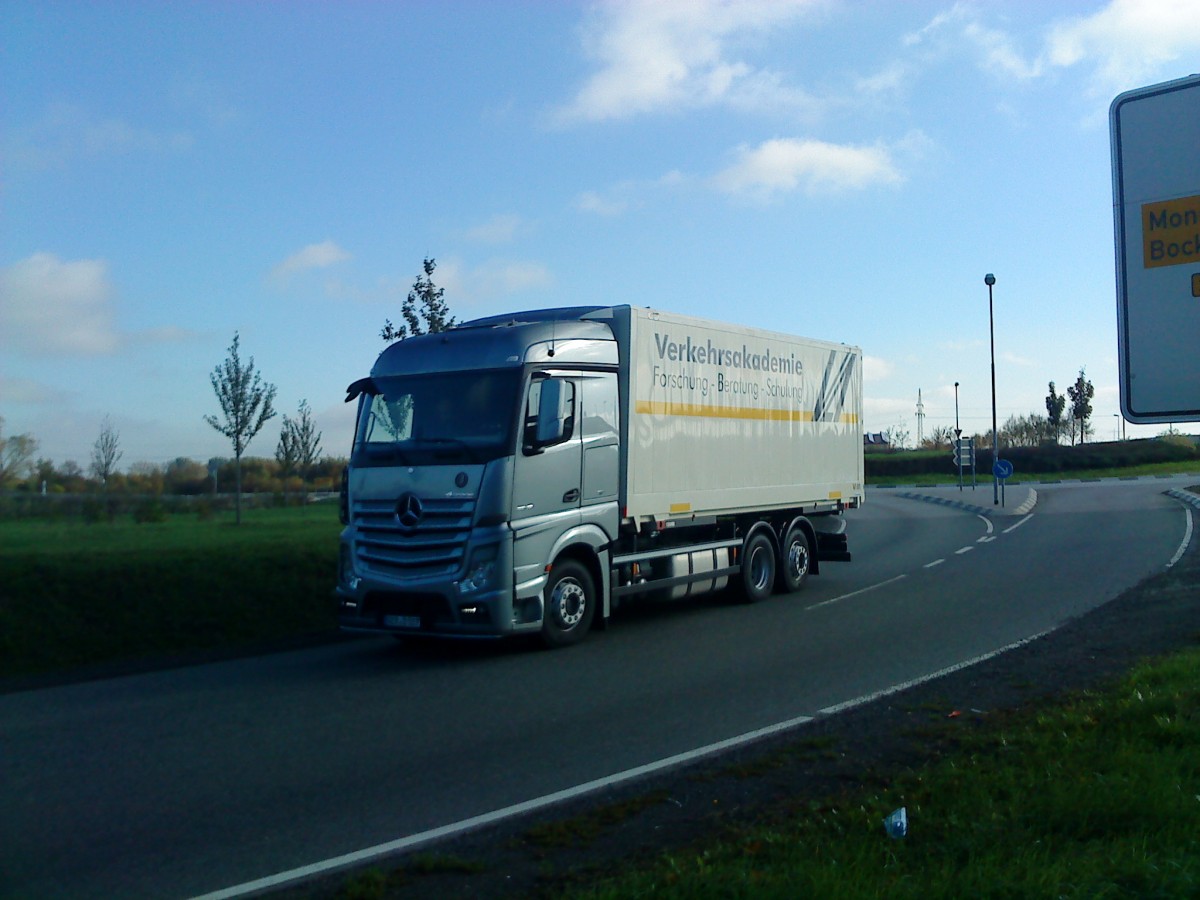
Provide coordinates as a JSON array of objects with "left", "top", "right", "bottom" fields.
[{"left": 353, "top": 369, "right": 521, "bottom": 465}]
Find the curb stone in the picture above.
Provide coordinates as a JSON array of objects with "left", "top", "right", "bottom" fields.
[
  {"left": 1166, "top": 487, "right": 1200, "bottom": 510},
  {"left": 893, "top": 487, "right": 1038, "bottom": 518}
]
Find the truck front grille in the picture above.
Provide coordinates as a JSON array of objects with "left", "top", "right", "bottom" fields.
[{"left": 353, "top": 497, "right": 475, "bottom": 580}]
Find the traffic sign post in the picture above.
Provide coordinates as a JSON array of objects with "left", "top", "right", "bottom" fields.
[
  {"left": 952, "top": 437, "right": 976, "bottom": 491},
  {"left": 992, "top": 458, "right": 1014, "bottom": 507}
]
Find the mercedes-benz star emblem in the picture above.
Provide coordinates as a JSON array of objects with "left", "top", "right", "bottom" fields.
[{"left": 395, "top": 492, "right": 423, "bottom": 529}]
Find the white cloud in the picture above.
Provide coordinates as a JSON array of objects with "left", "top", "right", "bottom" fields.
[
  {"left": 962, "top": 21, "right": 1043, "bottom": 81},
  {"left": 372, "top": 258, "right": 553, "bottom": 307},
  {"left": 712, "top": 137, "right": 902, "bottom": 199},
  {"left": 1000, "top": 350, "right": 1037, "bottom": 368},
  {"left": 940, "top": 338, "right": 987, "bottom": 353},
  {"left": 1046, "top": 0, "right": 1200, "bottom": 96},
  {"left": 5, "top": 102, "right": 193, "bottom": 171},
  {"left": 577, "top": 190, "right": 629, "bottom": 216},
  {"left": 129, "top": 325, "right": 197, "bottom": 347},
  {"left": 576, "top": 171, "right": 689, "bottom": 216},
  {"left": 466, "top": 214, "right": 524, "bottom": 244},
  {"left": 905, "top": 1, "right": 1200, "bottom": 100},
  {"left": 864, "top": 396, "right": 915, "bottom": 423},
  {"left": 470, "top": 261, "right": 555, "bottom": 299},
  {"left": 559, "top": 0, "right": 822, "bottom": 122},
  {"left": 271, "top": 240, "right": 351, "bottom": 282},
  {"left": 863, "top": 355, "right": 895, "bottom": 383},
  {"left": 0, "top": 253, "right": 121, "bottom": 356},
  {"left": 905, "top": 4, "right": 1042, "bottom": 81},
  {"left": 0, "top": 376, "right": 68, "bottom": 405}
]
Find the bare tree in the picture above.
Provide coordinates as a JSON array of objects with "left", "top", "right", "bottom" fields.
[
  {"left": 90, "top": 415, "right": 123, "bottom": 489},
  {"left": 276, "top": 399, "right": 323, "bottom": 480},
  {"left": 0, "top": 417, "right": 38, "bottom": 489},
  {"left": 1002, "top": 412, "right": 1052, "bottom": 448},
  {"left": 204, "top": 333, "right": 277, "bottom": 524},
  {"left": 921, "top": 426, "right": 954, "bottom": 450},
  {"left": 885, "top": 421, "right": 911, "bottom": 450}
]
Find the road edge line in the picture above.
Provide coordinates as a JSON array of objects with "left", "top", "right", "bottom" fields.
[{"left": 189, "top": 713, "right": 817, "bottom": 900}]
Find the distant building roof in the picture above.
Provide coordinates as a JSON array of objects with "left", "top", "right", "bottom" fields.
[{"left": 863, "top": 432, "right": 890, "bottom": 445}]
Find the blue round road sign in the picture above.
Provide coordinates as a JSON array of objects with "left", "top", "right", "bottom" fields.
[{"left": 993, "top": 458, "right": 1014, "bottom": 479}]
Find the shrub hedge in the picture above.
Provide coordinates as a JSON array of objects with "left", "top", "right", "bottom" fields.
[{"left": 865, "top": 438, "right": 1199, "bottom": 479}]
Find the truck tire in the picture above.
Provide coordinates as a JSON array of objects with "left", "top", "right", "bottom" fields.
[
  {"left": 541, "top": 559, "right": 595, "bottom": 648},
  {"left": 739, "top": 531, "right": 776, "bottom": 603},
  {"left": 776, "top": 524, "right": 811, "bottom": 593}
]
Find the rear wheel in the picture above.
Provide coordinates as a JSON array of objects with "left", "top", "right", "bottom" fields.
[
  {"left": 739, "top": 531, "right": 776, "bottom": 603},
  {"left": 776, "top": 524, "right": 812, "bottom": 593},
  {"left": 541, "top": 559, "right": 595, "bottom": 648}
]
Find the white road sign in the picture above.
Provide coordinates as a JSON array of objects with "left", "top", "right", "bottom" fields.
[{"left": 1110, "top": 74, "right": 1200, "bottom": 424}]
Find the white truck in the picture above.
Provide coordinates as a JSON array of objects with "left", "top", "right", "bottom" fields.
[{"left": 336, "top": 305, "right": 863, "bottom": 646}]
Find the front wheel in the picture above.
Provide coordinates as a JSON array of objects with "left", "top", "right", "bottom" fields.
[{"left": 541, "top": 559, "right": 596, "bottom": 648}]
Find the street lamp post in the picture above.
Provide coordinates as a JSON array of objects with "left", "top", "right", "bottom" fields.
[
  {"left": 985, "top": 273, "right": 998, "bottom": 506},
  {"left": 954, "top": 381, "right": 962, "bottom": 491}
]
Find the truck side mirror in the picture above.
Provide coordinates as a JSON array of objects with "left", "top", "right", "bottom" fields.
[{"left": 535, "top": 378, "right": 567, "bottom": 445}]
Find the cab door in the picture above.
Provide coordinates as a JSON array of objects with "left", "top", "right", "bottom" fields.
[{"left": 511, "top": 374, "right": 580, "bottom": 528}]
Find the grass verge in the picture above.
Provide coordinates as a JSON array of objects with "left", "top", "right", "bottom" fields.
[
  {"left": 0, "top": 504, "right": 341, "bottom": 681},
  {"left": 568, "top": 648, "right": 1200, "bottom": 899}
]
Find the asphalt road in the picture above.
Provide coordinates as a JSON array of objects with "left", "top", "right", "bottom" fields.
[{"left": 1, "top": 476, "right": 1194, "bottom": 899}]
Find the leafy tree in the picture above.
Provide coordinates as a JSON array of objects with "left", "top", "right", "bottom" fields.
[
  {"left": 381, "top": 257, "right": 456, "bottom": 342},
  {"left": 127, "top": 461, "right": 165, "bottom": 495},
  {"left": 276, "top": 399, "right": 323, "bottom": 480},
  {"left": 1045, "top": 382, "right": 1066, "bottom": 445},
  {"left": 34, "top": 458, "right": 57, "bottom": 492},
  {"left": 0, "top": 417, "right": 38, "bottom": 489},
  {"left": 164, "top": 457, "right": 208, "bottom": 495},
  {"left": 204, "top": 332, "right": 277, "bottom": 524},
  {"left": 1066, "top": 368, "right": 1095, "bottom": 446},
  {"left": 90, "top": 415, "right": 123, "bottom": 489}
]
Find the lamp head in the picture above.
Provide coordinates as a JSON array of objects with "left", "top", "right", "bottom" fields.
[{"left": 984, "top": 273, "right": 996, "bottom": 286}]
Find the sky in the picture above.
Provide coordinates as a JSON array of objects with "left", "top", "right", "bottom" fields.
[{"left": 3, "top": 0, "right": 1200, "bottom": 469}]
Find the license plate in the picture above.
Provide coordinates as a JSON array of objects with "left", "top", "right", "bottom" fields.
[{"left": 384, "top": 614, "right": 420, "bottom": 629}]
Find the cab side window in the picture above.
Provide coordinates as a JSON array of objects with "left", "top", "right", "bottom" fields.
[{"left": 524, "top": 377, "right": 575, "bottom": 452}]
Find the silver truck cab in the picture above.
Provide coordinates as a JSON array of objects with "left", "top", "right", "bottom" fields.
[{"left": 336, "top": 307, "right": 622, "bottom": 646}]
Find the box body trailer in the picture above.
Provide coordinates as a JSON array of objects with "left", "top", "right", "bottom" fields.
[{"left": 336, "top": 305, "right": 863, "bottom": 646}]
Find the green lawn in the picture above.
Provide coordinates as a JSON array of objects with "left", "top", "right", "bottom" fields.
[
  {"left": 0, "top": 503, "right": 342, "bottom": 680},
  {"left": 569, "top": 648, "right": 1200, "bottom": 899}
]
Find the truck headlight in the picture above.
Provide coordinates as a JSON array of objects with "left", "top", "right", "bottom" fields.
[
  {"left": 339, "top": 544, "right": 359, "bottom": 589},
  {"left": 458, "top": 546, "right": 498, "bottom": 594}
]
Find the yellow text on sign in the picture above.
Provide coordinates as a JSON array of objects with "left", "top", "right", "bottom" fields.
[{"left": 1142, "top": 194, "right": 1200, "bottom": 268}]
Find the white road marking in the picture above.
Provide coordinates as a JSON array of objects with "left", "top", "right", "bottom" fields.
[
  {"left": 979, "top": 515, "right": 994, "bottom": 534},
  {"left": 1003, "top": 514, "right": 1034, "bottom": 534},
  {"left": 955, "top": 546, "right": 974, "bottom": 555},
  {"left": 805, "top": 574, "right": 907, "bottom": 611},
  {"left": 924, "top": 559, "right": 945, "bottom": 569},
  {"left": 189, "top": 712, "right": 817, "bottom": 900},
  {"left": 819, "top": 629, "right": 1055, "bottom": 716},
  {"left": 1168, "top": 508, "right": 1193, "bottom": 569},
  {"left": 977, "top": 535, "right": 996, "bottom": 543}
]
